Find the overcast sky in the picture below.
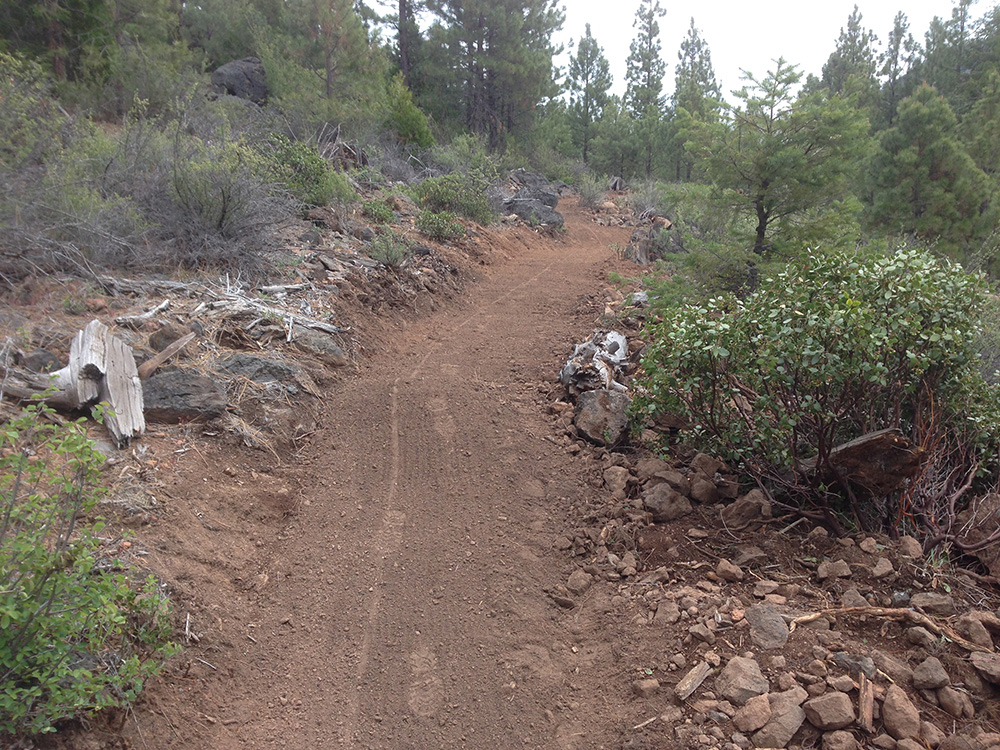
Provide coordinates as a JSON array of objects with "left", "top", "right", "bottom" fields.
[{"left": 557, "top": 0, "right": 966, "bottom": 100}]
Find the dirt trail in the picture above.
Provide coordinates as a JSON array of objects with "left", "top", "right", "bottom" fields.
[{"left": 135, "top": 201, "right": 636, "bottom": 749}]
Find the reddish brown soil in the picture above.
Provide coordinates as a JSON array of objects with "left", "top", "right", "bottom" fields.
[{"left": 53, "top": 200, "right": 643, "bottom": 749}]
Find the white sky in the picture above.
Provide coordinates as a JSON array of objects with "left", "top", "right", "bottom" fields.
[{"left": 556, "top": 0, "right": 970, "bottom": 100}]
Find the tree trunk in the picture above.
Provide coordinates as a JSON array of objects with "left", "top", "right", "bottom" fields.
[
  {"left": 399, "top": 0, "right": 412, "bottom": 85},
  {"left": 753, "top": 197, "right": 769, "bottom": 254}
]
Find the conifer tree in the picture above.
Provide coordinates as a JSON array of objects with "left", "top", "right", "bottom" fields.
[
  {"left": 624, "top": 0, "right": 666, "bottom": 178},
  {"left": 671, "top": 17, "right": 719, "bottom": 181},
  {"left": 880, "top": 11, "right": 915, "bottom": 127},
  {"left": 567, "top": 23, "right": 612, "bottom": 164}
]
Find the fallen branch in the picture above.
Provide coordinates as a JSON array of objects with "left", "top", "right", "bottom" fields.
[
  {"left": 114, "top": 299, "right": 170, "bottom": 328},
  {"left": 137, "top": 331, "right": 197, "bottom": 380},
  {"left": 789, "top": 606, "right": 988, "bottom": 653}
]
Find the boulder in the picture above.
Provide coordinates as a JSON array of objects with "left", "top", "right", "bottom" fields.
[
  {"left": 211, "top": 57, "right": 268, "bottom": 104},
  {"left": 746, "top": 604, "right": 789, "bottom": 649},
  {"left": 642, "top": 484, "right": 692, "bottom": 522},
  {"left": 715, "top": 656, "right": 769, "bottom": 706},
  {"left": 721, "top": 489, "right": 771, "bottom": 529},
  {"left": 911, "top": 657, "right": 950, "bottom": 690},
  {"left": 732, "top": 692, "right": 771, "bottom": 733},
  {"left": 882, "top": 684, "right": 921, "bottom": 739},
  {"left": 143, "top": 370, "right": 228, "bottom": 423},
  {"left": 753, "top": 687, "right": 808, "bottom": 749},
  {"left": 573, "top": 388, "right": 630, "bottom": 445},
  {"left": 292, "top": 328, "right": 349, "bottom": 368},
  {"left": 804, "top": 692, "right": 855, "bottom": 730}
]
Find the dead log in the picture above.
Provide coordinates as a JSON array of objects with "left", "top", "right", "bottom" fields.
[
  {"left": 114, "top": 299, "right": 170, "bottom": 328},
  {"left": 137, "top": 331, "right": 196, "bottom": 380},
  {"left": 1, "top": 320, "right": 144, "bottom": 447}
]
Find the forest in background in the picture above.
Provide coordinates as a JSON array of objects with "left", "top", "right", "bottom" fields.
[{"left": 1, "top": 0, "right": 1000, "bottom": 285}]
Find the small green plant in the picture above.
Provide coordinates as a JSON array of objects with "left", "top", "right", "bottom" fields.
[
  {"left": 577, "top": 172, "right": 607, "bottom": 209},
  {"left": 410, "top": 173, "right": 494, "bottom": 225},
  {"left": 415, "top": 210, "right": 465, "bottom": 242},
  {"left": 361, "top": 198, "right": 395, "bottom": 225},
  {"left": 0, "top": 402, "right": 177, "bottom": 737},
  {"left": 368, "top": 231, "right": 410, "bottom": 268},
  {"left": 255, "top": 134, "right": 355, "bottom": 207}
]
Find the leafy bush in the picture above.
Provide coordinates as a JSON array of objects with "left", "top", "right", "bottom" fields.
[
  {"left": 410, "top": 173, "right": 494, "bottom": 225},
  {"left": 634, "top": 248, "right": 1000, "bottom": 544},
  {"left": 415, "top": 210, "right": 464, "bottom": 241},
  {"left": 367, "top": 232, "right": 410, "bottom": 267},
  {"left": 0, "top": 52, "right": 67, "bottom": 171},
  {"left": 361, "top": 198, "right": 395, "bottom": 224},
  {"left": 255, "top": 134, "right": 355, "bottom": 207},
  {"left": 385, "top": 73, "right": 434, "bottom": 149},
  {"left": 576, "top": 173, "right": 607, "bottom": 209},
  {"left": 0, "top": 403, "right": 176, "bottom": 736}
]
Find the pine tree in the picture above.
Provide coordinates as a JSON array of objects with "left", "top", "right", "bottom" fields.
[
  {"left": 425, "top": 0, "right": 564, "bottom": 148},
  {"left": 624, "top": 0, "right": 666, "bottom": 177},
  {"left": 686, "top": 59, "right": 870, "bottom": 255},
  {"left": 868, "top": 83, "right": 992, "bottom": 255},
  {"left": 0, "top": 0, "right": 110, "bottom": 80},
  {"left": 589, "top": 96, "right": 638, "bottom": 181},
  {"left": 671, "top": 17, "right": 719, "bottom": 181},
  {"left": 880, "top": 11, "right": 915, "bottom": 127},
  {"left": 567, "top": 23, "right": 612, "bottom": 164},
  {"left": 821, "top": 5, "right": 879, "bottom": 95}
]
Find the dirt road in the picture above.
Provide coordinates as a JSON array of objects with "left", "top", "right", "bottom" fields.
[{"left": 119, "top": 201, "right": 638, "bottom": 749}]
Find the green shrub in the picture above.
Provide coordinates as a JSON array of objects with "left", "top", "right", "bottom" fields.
[
  {"left": 367, "top": 231, "right": 410, "bottom": 267},
  {"left": 634, "top": 248, "right": 1000, "bottom": 544},
  {"left": 385, "top": 72, "right": 434, "bottom": 149},
  {"left": 361, "top": 198, "right": 395, "bottom": 224},
  {"left": 255, "top": 134, "right": 355, "bottom": 207},
  {"left": 0, "top": 52, "right": 67, "bottom": 171},
  {"left": 415, "top": 210, "right": 464, "bottom": 242},
  {"left": 0, "top": 403, "right": 177, "bottom": 737},
  {"left": 576, "top": 173, "right": 607, "bottom": 209},
  {"left": 410, "top": 173, "right": 494, "bottom": 225}
]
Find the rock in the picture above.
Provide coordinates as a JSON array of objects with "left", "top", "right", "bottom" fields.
[
  {"left": 817, "top": 559, "right": 853, "bottom": 580},
  {"left": 732, "top": 693, "right": 771, "bottom": 732},
  {"left": 937, "top": 738, "right": 977, "bottom": 750},
  {"left": 841, "top": 588, "right": 869, "bottom": 608},
  {"left": 824, "top": 730, "right": 861, "bottom": 750},
  {"left": 715, "top": 656, "right": 769, "bottom": 706},
  {"left": 970, "top": 651, "right": 1000, "bottom": 685},
  {"left": 566, "top": 570, "right": 593, "bottom": 596},
  {"left": 691, "top": 453, "right": 726, "bottom": 477},
  {"left": 633, "top": 678, "right": 660, "bottom": 698},
  {"left": 832, "top": 652, "right": 877, "bottom": 679},
  {"left": 148, "top": 322, "right": 191, "bottom": 353},
  {"left": 873, "top": 652, "right": 913, "bottom": 686},
  {"left": 897, "top": 740, "right": 924, "bottom": 750},
  {"left": 906, "top": 626, "right": 938, "bottom": 650},
  {"left": 912, "top": 657, "right": 950, "bottom": 689},
  {"left": 603, "top": 466, "right": 630, "bottom": 494},
  {"left": 955, "top": 493, "right": 1000, "bottom": 578},
  {"left": 910, "top": 592, "right": 956, "bottom": 616},
  {"left": 871, "top": 734, "right": 897, "bottom": 749},
  {"left": 143, "top": 370, "right": 228, "bottom": 423},
  {"left": 20, "top": 348, "right": 61, "bottom": 373},
  {"left": 690, "top": 477, "right": 721, "bottom": 504},
  {"left": 859, "top": 537, "right": 879, "bottom": 553},
  {"left": 804, "top": 692, "right": 855, "bottom": 730},
  {"left": 956, "top": 613, "right": 994, "bottom": 649},
  {"left": 220, "top": 353, "right": 299, "bottom": 384},
  {"left": 503, "top": 187, "right": 564, "bottom": 227},
  {"left": 642, "top": 483, "right": 693, "bottom": 522},
  {"left": 883, "top": 684, "right": 921, "bottom": 740},
  {"left": 898, "top": 535, "right": 923, "bottom": 557},
  {"left": 721, "top": 489, "right": 771, "bottom": 529},
  {"left": 690, "top": 622, "right": 716, "bottom": 644},
  {"left": 716, "top": 559, "right": 744, "bottom": 582},
  {"left": 211, "top": 57, "right": 268, "bottom": 103},
  {"left": 635, "top": 456, "right": 671, "bottom": 482},
  {"left": 746, "top": 604, "right": 789, "bottom": 650},
  {"left": 292, "top": 328, "right": 349, "bottom": 368},
  {"left": 873, "top": 557, "right": 895, "bottom": 578},
  {"left": 573, "top": 389, "right": 630, "bottom": 445},
  {"left": 921, "top": 721, "right": 946, "bottom": 748},
  {"left": 753, "top": 687, "right": 808, "bottom": 749},
  {"left": 654, "top": 601, "right": 681, "bottom": 626},
  {"left": 651, "top": 469, "right": 692, "bottom": 496}
]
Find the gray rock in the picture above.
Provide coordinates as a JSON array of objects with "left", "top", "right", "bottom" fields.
[
  {"left": 970, "top": 651, "right": 1000, "bottom": 685},
  {"left": 654, "top": 601, "right": 681, "bottom": 625},
  {"left": 143, "top": 370, "right": 228, "bottom": 423},
  {"left": 753, "top": 686, "right": 808, "bottom": 749},
  {"left": 871, "top": 734, "right": 897, "bottom": 749},
  {"left": 721, "top": 490, "right": 771, "bottom": 529},
  {"left": 910, "top": 592, "right": 956, "bottom": 616},
  {"left": 690, "top": 452, "right": 726, "bottom": 476},
  {"left": 292, "top": 329, "right": 349, "bottom": 368},
  {"left": 898, "top": 535, "right": 924, "bottom": 557},
  {"left": 906, "top": 626, "right": 938, "bottom": 650},
  {"left": 955, "top": 613, "right": 994, "bottom": 649},
  {"left": 817, "top": 559, "right": 853, "bottom": 580},
  {"left": 746, "top": 604, "right": 789, "bottom": 650},
  {"left": 732, "top": 692, "right": 771, "bottom": 732},
  {"left": 603, "top": 466, "right": 630, "bottom": 494},
  {"left": 690, "top": 477, "right": 721, "bottom": 504},
  {"left": 804, "top": 691, "right": 855, "bottom": 730},
  {"left": 912, "top": 657, "right": 950, "bottom": 689},
  {"left": 220, "top": 353, "right": 299, "bottom": 384},
  {"left": 211, "top": 57, "right": 268, "bottom": 103},
  {"left": 873, "top": 557, "right": 895, "bottom": 578},
  {"left": 633, "top": 678, "right": 660, "bottom": 698},
  {"left": 573, "top": 389, "right": 630, "bottom": 445},
  {"left": 937, "top": 737, "right": 977, "bottom": 750},
  {"left": 634, "top": 456, "right": 671, "bottom": 482},
  {"left": 883, "top": 684, "right": 921, "bottom": 740},
  {"left": 841, "top": 588, "right": 869, "bottom": 608},
  {"left": 921, "top": 721, "right": 946, "bottom": 748},
  {"left": 832, "top": 653, "right": 877, "bottom": 679},
  {"left": 897, "top": 740, "right": 924, "bottom": 750},
  {"left": 690, "top": 622, "right": 716, "bottom": 644},
  {"left": 715, "top": 656, "right": 769, "bottom": 706},
  {"left": 566, "top": 570, "right": 593, "bottom": 596},
  {"left": 21, "top": 348, "right": 61, "bottom": 373},
  {"left": 823, "top": 730, "right": 861, "bottom": 750},
  {"left": 650, "top": 469, "right": 692, "bottom": 496},
  {"left": 716, "top": 559, "right": 744, "bottom": 582},
  {"left": 642, "top": 483, "right": 693, "bottom": 522}
]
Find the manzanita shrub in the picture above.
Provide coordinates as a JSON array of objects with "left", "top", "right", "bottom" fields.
[
  {"left": 633, "top": 248, "right": 1000, "bottom": 542},
  {"left": 0, "top": 403, "right": 177, "bottom": 736}
]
